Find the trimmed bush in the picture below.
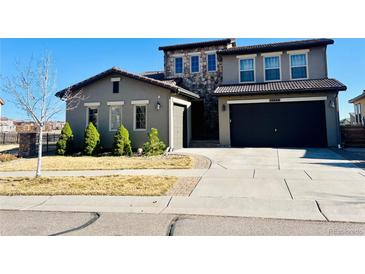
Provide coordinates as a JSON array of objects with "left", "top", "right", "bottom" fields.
[
  {"left": 83, "top": 122, "right": 100, "bottom": 156},
  {"left": 56, "top": 122, "right": 73, "bottom": 155},
  {"left": 113, "top": 125, "right": 132, "bottom": 156},
  {"left": 143, "top": 128, "right": 166, "bottom": 156}
]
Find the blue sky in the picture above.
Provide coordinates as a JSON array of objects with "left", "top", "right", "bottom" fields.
[{"left": 1, "top": 38, "right": 364, "bottom": 120}]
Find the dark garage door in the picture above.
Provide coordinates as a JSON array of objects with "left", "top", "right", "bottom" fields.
[{"left": 230, "top": 101, "right": 327, "bottom": 147}]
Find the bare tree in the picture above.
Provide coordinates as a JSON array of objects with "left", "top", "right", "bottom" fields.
[{"left": 1, "top": 53, "right": 84, "bottom": 177}]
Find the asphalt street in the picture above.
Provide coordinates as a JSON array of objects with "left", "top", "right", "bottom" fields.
[{"left": 1, "top": 210, "right": 364, "bottom": 236}]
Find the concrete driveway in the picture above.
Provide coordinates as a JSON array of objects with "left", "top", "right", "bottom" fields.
[{"left": 177, "top": 148, "right": 365, "bottom": 220}]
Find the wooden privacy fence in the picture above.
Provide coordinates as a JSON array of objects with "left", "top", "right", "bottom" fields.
[{"left": 341, "top": 126, "right": 365, "bottom": 147}]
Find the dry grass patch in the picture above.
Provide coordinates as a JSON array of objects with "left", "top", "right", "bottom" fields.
[
  {"left": 0, "top": 175, "right": 177, "bottom": 196},
  {"left": 0, "top": 154, "right": 193, "bottom": 171},
  {"left": 0, "top": 153, "right": 17, "bottom": 162}
]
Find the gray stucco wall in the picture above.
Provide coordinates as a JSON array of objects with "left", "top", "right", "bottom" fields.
[
  {"left": 222, "top": 46, "right": 328, "bottom": 85},
  {"left": 66, "top": 74, "right": 174, "bottom": 150},
  {"left": 218, "top": 91, "right": 340, "bottom": 147}
]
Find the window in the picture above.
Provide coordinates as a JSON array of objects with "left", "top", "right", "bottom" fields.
[
  {"left": 109, "top": 106, "right": 123, "bottom": 131},
  {"left": 134, "top": 105, "right": 147, "bottom": 130},
  {"left": 239, "top": 58, "right": 255, "bottom": 82},
  {"left": 355, "top": 104, "right": 362, "bottom": 124},
  {"left": 175, "top": 57, "right": 183, "bottom": 74},
  {"left": 190, "top": 55, "right": 200, "bottom": 73},
  {"left": 113, "top": 81, "right": 119, "bottom": 93},
  {"left": 88, "top": 107, "right": 98, "bottom": 128},
  {"left": 290, "top": 54, "right": 308, "bottom": 79},
  {"left": 207, "top": 54, "right": 217, "bottom": 72},
  {"left": 264, "top": 56, "right": 281, "bottom": 81}
]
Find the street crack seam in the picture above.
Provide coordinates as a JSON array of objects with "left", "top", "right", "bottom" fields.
[
  {"left": 304, "top": 170, "right": 313, "bottom": 180},
  {"left": 284, "top": 179, "right": 294, "bottom": 200},
  {"left": 166, "top": 216, "right": 179, "bottom": 236},
  {"left": 22, "top": 196, "right": 52, "bottom": 210},
  {"left": 315, "top": 201, "right": 329, "bottom": 222},
  {"left": 49, "top": 212, "right": 101, "bottom": 236}
]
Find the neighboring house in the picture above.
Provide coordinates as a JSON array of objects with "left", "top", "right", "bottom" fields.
[
  {"left": 0, "top": 119, "right": 17, "bottom": 133},
  {"left": 57, "top": 38, "right": 346, "bottom": 149},
  {"left": 349, "top": 90, "right": 365, "bottom": 126}
]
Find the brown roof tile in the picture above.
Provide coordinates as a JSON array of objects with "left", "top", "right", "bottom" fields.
[
  {"left": 213, "top": 78, "right": 347, "bottom": 96},
  {"left": 56, "top": 67, "right": 199, "bottom": 99},
  {"left": 217, "top": 39, "right": 334, "bottom": 55},
  {"left": 158, "top": 39, "right": 235, "bottom": 51}
]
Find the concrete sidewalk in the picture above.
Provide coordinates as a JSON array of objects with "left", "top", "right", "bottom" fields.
[{"left": 1, "top": 195, "right": 365, "bottom": 223}]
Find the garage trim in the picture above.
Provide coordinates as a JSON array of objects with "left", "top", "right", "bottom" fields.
[
  {"left": 169, "top": 97, "right": 191, "bottom": 149},
  {"left": 227, "top": 96, "right": 327, "bottom": 105}
]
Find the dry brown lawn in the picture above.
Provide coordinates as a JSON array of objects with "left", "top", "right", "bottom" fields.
[
  {"left": 0, "top": 154, "right": 193, "bottom": 171},
  {"left": 0, "top": 175, "right": 177, "bottom": 196},
  {"left": 0, "top": 153, "right": 17, "bottom": 162}
]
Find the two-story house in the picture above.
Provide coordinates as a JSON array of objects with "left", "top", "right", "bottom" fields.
[
  {"left": 214, "top": 39, "right": 346, "bottom": 147},
  {"left": 57, "top": 38, "right": 346, "bottom": 150}
]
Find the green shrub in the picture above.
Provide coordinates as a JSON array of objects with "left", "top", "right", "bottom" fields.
[
  {"left": 56, "top": 122, "right": 74, "bottom": 155},
  {"left": 143, "top": 128, "right": 166, "bottom": 156},
  {"left": 113, "top": 125, "right": 132, "bottom": 156},
  {"left": 83, "top": 122, "right": 100, "bottom": 156}
]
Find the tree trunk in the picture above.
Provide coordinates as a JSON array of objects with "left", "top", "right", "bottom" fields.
[{"left": 36, "top": 126, "right": 43, "bottom": 177}]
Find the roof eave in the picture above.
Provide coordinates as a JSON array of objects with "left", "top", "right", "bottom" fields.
[
  {"left": 217, "top": 39, "right": 334, "bottom": 56},
  {"left": 55, "top": 67, "right": 198, "bottom": 100},
  {"left": 158, "top": 38, "right": 234, "bottom": 51},
  {"left": 213, "top": 87, "right": 347, "bottom": 97}
]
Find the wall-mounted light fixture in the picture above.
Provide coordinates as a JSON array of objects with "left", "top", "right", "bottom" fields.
[
  {"left": 156, "top": 96, "right": 161, "bottom": 110},
  {"left": 329, "top": 99, "right": 336, "bottom": 109}
]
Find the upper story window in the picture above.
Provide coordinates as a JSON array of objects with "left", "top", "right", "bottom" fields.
[
  {"left": 239, "top": 58, "right": 255, "bottom": 83},
  {"left": 190, "top": 55, "right": 200, "bottom": 73},
  {"left": 175, "top": 57, "right": 183, "bottom": 74},
  {"left": 290, "top": 53, "right": 308, "bottom": 79},
  {"left": 264, "top": 56, "right": 281, "bottom": 81},
  {"left": 111, "top": 78, "right": 120, "bottom": 93},
  {"left": 113, "top": 82, "right": 119, "bottom": 93},
  {"left": 207, "top": 54, "right": 217, "bottom": 72}
]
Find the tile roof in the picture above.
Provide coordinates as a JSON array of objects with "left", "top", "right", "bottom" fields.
[
  {"left": 158, "top": 39, "right": 235, "bottom": 51},
  {"left": 56, "top": 67, "right": 199, "bottom": 99},
  {"left": 213, "top": 78, "right": 347, "bottom": 96},
  {"left": 349, "top": 90, "right": 365, "bottom": 103},
  {"left": 217, "top": 39, "right": 334, "bottom": 55}
]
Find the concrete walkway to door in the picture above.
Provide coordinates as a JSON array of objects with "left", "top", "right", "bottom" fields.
[{"left": 176, "top": 147, "right": 365, "bottom": 222}]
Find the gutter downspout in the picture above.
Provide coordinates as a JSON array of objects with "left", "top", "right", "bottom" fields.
[{"left": 335, "top": 92, "right": 341, "bottom": 148}]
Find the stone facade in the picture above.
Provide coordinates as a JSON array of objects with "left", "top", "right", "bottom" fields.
[
  {"left": 162, "top": 42, "right": 235, "bottom": 139},
  {"left": 18, "top": 133, "right": 37, "bottom": 157}
]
